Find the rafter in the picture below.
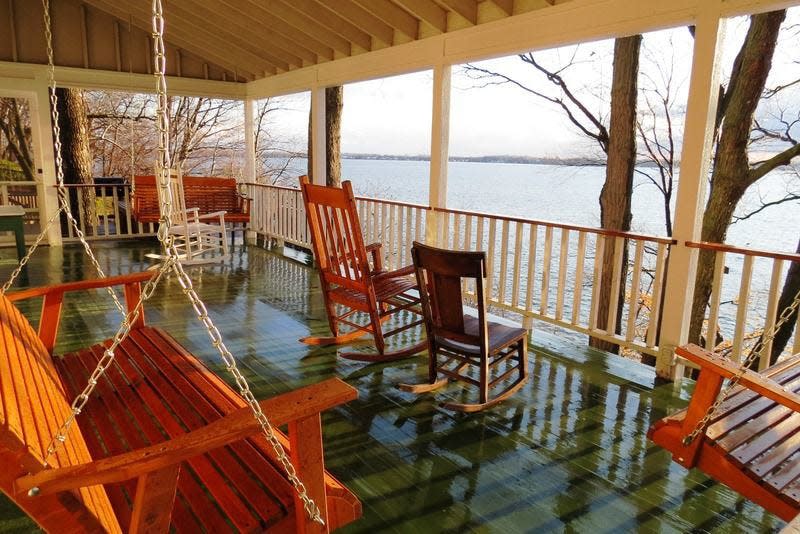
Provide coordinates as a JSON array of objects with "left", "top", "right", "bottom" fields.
[
  {"left": 490, "top": 0, "right": 514, "bottom": 16},
  {"left": 280, "top": 0, "right": 372, "bottom": 51},
  {"left": 164, "top": 1, "right": 294, "bottom": 72},
  {"left": 352, "top": 0, "right": 419, "bottom": 40},
  {"left": 392, "top": 0, "right": 447, "bottom": 32},
  {"left": 216, "top": 0, "right": 335, "bottom": 61},
  {"left": 178, "top": 0, "right": 307, "bottom": 68},
  {"left": 240, "top": 0, "right": 352, "bottom": 56},
  {"left": 312, "top": 0, "right": 395, "bottom": 45},
  {"left": 436, "top": 0, "right": 478, "bottom": 24},
  {"left": 81, "top": 0, "right": 260, "bottom": 79}
]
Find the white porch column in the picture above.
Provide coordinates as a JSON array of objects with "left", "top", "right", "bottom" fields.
[
  {"left": 32, "top": 77, "right": 62, "bottom": 246},
  {"left": 655, "top": 2, "right": 725, "bottom": 378},
  {"left": 243, "top": 98, "right": 256, "bottom": 182},
  {"left": 425, "top": 63, "right": 451, "bottom": 245},
  {"left": 309, "top": 85, "right": 327, "bottom": 186}
]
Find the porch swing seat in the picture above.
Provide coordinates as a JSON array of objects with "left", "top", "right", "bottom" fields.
[
  {"left": 0, "top": 273, "right": 361, "bottom": 533},
  {"left": 648, "top": 344, "right": 800, "bottom": 522}
]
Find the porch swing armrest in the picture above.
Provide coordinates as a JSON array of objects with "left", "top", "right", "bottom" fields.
[
  {"left": 6, "top": 272, "right": 155, "bottom": 302},
  {"left": 14, "top": 377, "right": 357, "bottom": 497},
  {"left": 677, "top": 344, "right": 800, "bottom": 413}
]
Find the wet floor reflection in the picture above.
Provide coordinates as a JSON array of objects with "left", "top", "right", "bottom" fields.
[{"left": 0, "top": 242, "right": 786, "bottom": 533}]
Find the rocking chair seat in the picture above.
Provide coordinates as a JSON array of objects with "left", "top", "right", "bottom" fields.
[
  {"left": 330, "top": 273, "right": 417, "bottom": 309},
  {"left": 437, "top": 315, "right": 527, "bottom": 356}
]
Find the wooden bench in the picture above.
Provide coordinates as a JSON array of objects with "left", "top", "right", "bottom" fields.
[
  {"left": 648, "top": 344, "right": 800, "bottom": 522},
  {"left": 0, "top": 272, "right": 361, "bottom": 532},
  {"left": 132, "top": 175, "right": 250, "bottom": 238}
]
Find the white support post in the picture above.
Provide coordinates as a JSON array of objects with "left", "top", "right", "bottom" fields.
[
  {"left": 243, "top": 98, "right": 256, "bottom": 183},
  {"left": 425, "top": 63, "right": 451, "bottom": 246},
  {"left": 32, "top": 76, "right": 62, "bottom": 247},
  {"left": 310, "top": 86, "right": 326, "bottom": 186},
  {"left": 655, "top": 2, "right": 725, "bottom": 379}
]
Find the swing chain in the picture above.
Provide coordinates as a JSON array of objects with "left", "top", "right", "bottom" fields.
[
  {"left": 149, "top": 1, "right": 324, "bottom": 524},
  {"left": 3, "top": 0, "right": 127, "bottom": 326},
  {"left": 682, "top": 284, "right": 800, "bottom": 446}
]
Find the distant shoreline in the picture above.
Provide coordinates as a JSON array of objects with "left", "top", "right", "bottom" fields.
[{"left": 341, "top": 153, "right": 606, "bottom": 166}]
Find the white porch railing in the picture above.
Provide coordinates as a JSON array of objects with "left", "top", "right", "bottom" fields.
[
  {"left": 688, "top": 241, "right": 800, "bottom": 369},
  {"left": 60, "top": 183, "right": 157, "bottom": 242},
  {"left": 0, "top": 180, "right": 41, "bottom": 227},
  {"left": 247, "top": 183, "right": 675, "bottom": 358}
]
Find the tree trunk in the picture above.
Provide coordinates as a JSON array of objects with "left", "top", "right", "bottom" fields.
[
  {"left": 325, "top": 86, "right": 343, "bottom": 187},
  {"left": 688, "top": 11, "right": 785, "bottom": 345},
  {"left": 769, "top": 237, "right": 800, "bottom": 364},
  {"left": 56, "top": 87, "right": 96, "bottom": 230},
  {"left": 306, "top": 86, "right": 343, "bottom": 187},
  {"left": 590, "top": 35, "right": 641, "bottom": 353}
]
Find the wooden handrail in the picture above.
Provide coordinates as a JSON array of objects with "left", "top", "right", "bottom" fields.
[
  {"left": 686, "top": 241, "right": 800, "bottom": 263},
  {"left": 15, "top": 377, "right": 357, "bottom": 496},
  {"left": 247, "top": 183, "right": 676, "bottom": 245}
]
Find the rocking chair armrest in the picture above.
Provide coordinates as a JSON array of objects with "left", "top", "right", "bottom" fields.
[
  {"left": 15, "top": 378, "right": 357, "bottom": 497},
  {"left": 372, "top": 264, "right": 415, "bottom": 281},
  {"left": 677, "top": 344, "right": 800, "bottom": 413},
  {"left": 365, "top": 242, "right": 383, "bottom": 271}
]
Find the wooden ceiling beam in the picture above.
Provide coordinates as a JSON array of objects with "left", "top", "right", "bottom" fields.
[
  {"left": 216, "top": 0, "right": 335, "bottom": 61},
  {"left": 392, "top": 0, "right": 447, "bottom": 32},
  {"left": 177, "top": 0, "right": 307, "bottom": 68},
  {"left": 489, "top": 0, "right": 514, "bottom": 16},
  {"left": 436, "top": 0, "right": 478, "bottom": 24},
  {"left": 281, "top": 0, "right": 373, "bottom": 51},
  {"left": 352, "top": 0, "right": 419, "bottom": 40},
  {"left": 312, "top": 1, "right": 395, "bottom": 45},
  {"left": 81, "top": 0, "right": 259, "bottom": 79},
  {"left": 239, "top": 0, "right": 352, "bottom": 56},
  {"left": 164, "top": 1, "right": 293, "bottom": 72}
]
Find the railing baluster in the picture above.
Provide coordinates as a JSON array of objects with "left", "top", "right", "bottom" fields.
[
  {"left": 486, "top": 218, "right": 497, "bottom": 303},
  {"left": 626, "top": 240, "right": 645, "bottom": 343},
  {"left": 760, "top": 259, "right": 784, "bottom": 370},
  {"left": 525, "top": 224, "right": 537, "bottom": 313},
  {"left": 511, "top": 221, "right": 523, "bottom": 309},
  {"left": 646, "top": 243, "right": 667, "bottom": 349},
  {"left": 572, "top": 231, "right": 587, "bottom": 325},
  {"left": 540, "top": 226, "right": 553, "bottom": 316},
  {"left": 388, "top": 203, "right": 397, "bottom": 271},
  {"left": 589, "top": 235, "right": 605, "bottom": 331},
  {"left": 100, "top": 187, "right": 109, "bottom": 236},
  {"left": 398, "top": 205, "right": 406, "bottom": 266},
  {"left": 606, "top": 236, "right": 625, "bottom": 336},
  {"left": 706, "top": 251, "right": 727, "bottom": 350},
  {"left": 731, "top": 254, "right": 754, "bottom": 363},
  {"left": 498, "top": 220, "right": 510, "bottom": 306},
  {"left": 555, "top": 229, "right": 570, "bottom": 321}
]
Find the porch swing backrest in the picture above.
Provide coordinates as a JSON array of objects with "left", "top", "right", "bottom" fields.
[
  {"left": 0, "top": 292, "right": 120, "bottom": 533},
  {"left": 302, "top": 180, "right": 373, "bottom": 289}
]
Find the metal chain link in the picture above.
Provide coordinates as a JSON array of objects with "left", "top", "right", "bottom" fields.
[
  {"left": 149, "top": 3, "right": 323, "bottom": 521},
  {"left": 682, "top": 284, "right": 800, "bottom": 445},
  {"left": 2, "top": 0, "right": 127, "bottom": 324}
]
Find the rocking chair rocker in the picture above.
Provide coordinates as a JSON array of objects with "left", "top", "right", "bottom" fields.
[{"left": 299, "top": 176, "right": 426, "bottom": 362}]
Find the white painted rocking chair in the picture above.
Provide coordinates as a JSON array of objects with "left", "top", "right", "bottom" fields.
[{"left": 149, "top": 168, "right": 230, "bottom": 264}]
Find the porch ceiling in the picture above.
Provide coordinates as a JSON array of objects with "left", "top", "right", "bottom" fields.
[{"left": 0, "top": 0, "right": 568, "bottom": 85}]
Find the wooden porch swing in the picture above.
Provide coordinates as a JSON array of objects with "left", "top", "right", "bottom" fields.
[
  {"left": 648, "top": 289, "right": 800, "bottom": 522},
  {"left": 0, "top": 2, "right": 361, "bottom": 531}
]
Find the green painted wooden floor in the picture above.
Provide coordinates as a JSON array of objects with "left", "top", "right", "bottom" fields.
[{"left": 0, "top": 240, "right": 787, "bottom": 533}]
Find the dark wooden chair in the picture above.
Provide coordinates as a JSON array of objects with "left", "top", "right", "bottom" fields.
[
  {"left": 648, "top": 344, "right": 800, "bottom": 522},
  {"left": 399, "top": 241, "right": 528, "bottom": 412},
  {"left": 299, "top": 176, "right": 426, "bottom": 361}
]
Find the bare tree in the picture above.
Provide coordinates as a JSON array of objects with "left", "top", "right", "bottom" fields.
[
  {"left": 0, "top": 98, "right": 35, "bottom": 181},
  {"left": 56, "top": 87, "right": 96, "bottom": 228},
  {"left": 307, "top": 86, "right": 344, "bottom": 188}
]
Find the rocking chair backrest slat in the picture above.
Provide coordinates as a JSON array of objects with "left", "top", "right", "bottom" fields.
[
  {"left": 411, "top": 241, "right": 487, "bottom": 347},
  {"left": 301, "top": 177, "right": 371, "bottom": 290},
  {"left": 0, "top": 294, "right": 120, "bottom": 533}
]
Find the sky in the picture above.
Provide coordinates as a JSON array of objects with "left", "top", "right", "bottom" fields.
[{"left": 259, "top": 11, "right": 799, "bottom": 158}]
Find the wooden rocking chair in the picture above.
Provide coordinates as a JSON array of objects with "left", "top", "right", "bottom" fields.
[
  {"left": 0, "top": 274, "right": 361, "bottom": 532},
  {"left": 648, "top": 344, "right": 800, "bottom": 522},
  {"left": 299, "top": 176, "right": 426, "bottom": 362},
  {"left": 398, "top": 242, "right": 528, "bottom": 412}
]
